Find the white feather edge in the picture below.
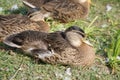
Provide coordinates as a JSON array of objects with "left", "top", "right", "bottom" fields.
[{"left": 3, "top": 40, "right": 22, "bottom": 48}]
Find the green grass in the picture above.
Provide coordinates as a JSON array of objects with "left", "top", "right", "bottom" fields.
[
  {"left": 106, "top": 30, "right": 120, "bottom": 73},
  {"left": 0, "top": 0, "right": 120, "bottom": 80}
]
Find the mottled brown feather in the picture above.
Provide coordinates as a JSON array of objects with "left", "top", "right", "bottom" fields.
[
  {"left": 0, "top": 14, "right": 50, "bottom": 42},
  {"left": 24, "top": 0, "right": 91, "bottom": 22},
  {"left": 43, "top": 31, "right": 95, "bottom": 66}
]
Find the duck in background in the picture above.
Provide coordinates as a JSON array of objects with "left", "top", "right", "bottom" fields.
[
  {"left": 23, "top": 0, "right": 91, "bottom": 23},
  {"left": 0, "top": 13, "right": 50, "bottom": 42},
  {"left": 3, "top": 26, "right": 95, "bottom": 66}
]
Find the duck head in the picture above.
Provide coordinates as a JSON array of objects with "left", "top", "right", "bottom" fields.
[{"left": 64, "top": 26, "right": 86, "bottom": 48}]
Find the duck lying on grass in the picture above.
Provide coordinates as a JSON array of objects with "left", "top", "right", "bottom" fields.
[
  {"left": 0, "top": 14, "right": 50, "bottom": 42},
  {"left": 3, "top": 26, "right": 95, "bottom": 66},
  {"left": 23, "top": 0, "right": 91, "bottom": 22}
]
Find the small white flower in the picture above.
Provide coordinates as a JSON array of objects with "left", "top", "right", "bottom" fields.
[
  {"left": 101, "top": 24, "right": 108, "bottom": 28},
  {"left": 0, "top": 7, "right": 3, "bottom": 12},
  {"left": 64, "top": 76, "right": 71, "bottom": 80},
  {"left": 117, "top": 56, "right": 120, "bottom": 60},
  {"left": 65, "top": 68, "right": 72, "bottom": 76},
  {"left": 55, "top": 72, "right": 63, "bottom": 78},
  {"left": 105, "top": 58, "right": 109, "bottom": 63},
  {"left": 11, "top": 4, "right": 18, "bottom": 10},
  {"left": 106, "top": 4, "right": 112, "bottom": 12}
]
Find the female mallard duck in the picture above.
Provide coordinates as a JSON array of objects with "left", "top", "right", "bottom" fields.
[
  {"left": 3, "top": 26, "right": 95, "bottom": 66},
  {"left": 0, "top": 14, "right": 50, "bottom": 42},
  {"left": 23, "top": 0, "right": 91, "bottom": 22},
  {"left": 44, "top": 26, "right": 95, "bottom": 66}
]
